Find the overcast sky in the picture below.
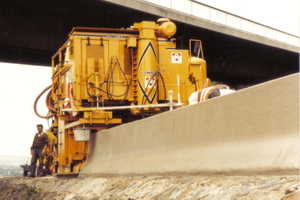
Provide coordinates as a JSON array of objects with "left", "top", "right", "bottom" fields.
[
  {"left": 0, "top": 63, "right": 51, "bottom": 156},
  {"left": 0, "top": 0, "right": 299, "bottom": 157}
]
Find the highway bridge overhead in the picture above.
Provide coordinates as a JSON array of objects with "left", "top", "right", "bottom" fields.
[{"left": 0, "top": 0, "right": 299, "bottom": 88}]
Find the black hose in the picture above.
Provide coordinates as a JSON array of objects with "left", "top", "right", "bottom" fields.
[
  {"left": 141, "top": 71, "right": 166, "bottom": 105},
  {"left": 86, "top": 56, "right": 131, "bottom": 104}
]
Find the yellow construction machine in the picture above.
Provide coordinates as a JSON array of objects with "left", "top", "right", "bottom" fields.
[{"left": 34, "top": 18, "right": 212, "bottom": 175}]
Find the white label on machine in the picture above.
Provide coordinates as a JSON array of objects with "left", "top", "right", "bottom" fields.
[
  {"left": 142, "top": 70, "right": 156, "bottom": 75},
  {"left": 171, "top": 52, "right": 182, "bottom": 63},
  {"left": 145, "top": 76, "right": 156, "bottom": 88}
]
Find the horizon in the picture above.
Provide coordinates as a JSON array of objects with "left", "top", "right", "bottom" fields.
[{"left": 0, "top": 154, "right": 31, "bottom": 166}]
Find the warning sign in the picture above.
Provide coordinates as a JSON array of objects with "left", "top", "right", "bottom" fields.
[
  {"left": 171, "top": 52, "right": 182, "bottom": 63},
  {"left": 145, "top": 76, "right": 156, "bottom": 88}
]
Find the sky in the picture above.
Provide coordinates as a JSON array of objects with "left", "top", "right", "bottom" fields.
[
  {"left": 0, "top": 0, "right": 299, "bottom": 157},
  {"left": 0, "top": 63, "right": 52, "bottom": 156}
]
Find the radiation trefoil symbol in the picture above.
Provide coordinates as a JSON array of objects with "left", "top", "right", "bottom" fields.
[
  {"left": 171, "top": 52, "right": 182, "bottom": 63},
  {"left": 145, "top": 76, "right": 156, "bottom": 88}
]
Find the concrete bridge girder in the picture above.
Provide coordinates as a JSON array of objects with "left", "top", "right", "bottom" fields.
[
  {"left": 0, "top": 0, "right": 298, "bottom": 88},
  {"left": 103, "top": 0, "right": 299, "bottom": 53}
]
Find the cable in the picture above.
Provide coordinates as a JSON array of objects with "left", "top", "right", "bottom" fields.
[
  {"left": 86, "top": 56, "right": 131, "bottom": 104},
  {"left": 110, "top": 57, "right": 129, "bottom": 98},
  {"left": 118, "top": 76, "right": 132, "bottom": 104},
  {"left": 140, "top": 72, "right": 158, "bottom": 118},
  {"left": 139, "top": 71, "right": 166, "bottom": 117},
  {"left": 107, "top": 57, "right": 116, "bottom": 100},
  {"left": 34, "top": 85, "right": 57, "bottom": 119},
  {"left": 107, "top": 56, "right": 130, "bottom": 99},
  {"left": 158, "top": 72, "right": 166, "bottom": 101},
  {"left": 141, "top": 71, "right": 166, "bottom": 105},
  {"left": 86, "top": 72, "right": 105, "bottom": 101},
  {"left": 141, "top": 72, "right": 158, "bottom": 105},
  {"left": 45, "top": 84, "right": 57, "bottom": 113}
]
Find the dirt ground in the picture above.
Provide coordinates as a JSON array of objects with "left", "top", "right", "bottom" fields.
[{"left": 0, "top": 175, "right": 299, "bottom": 200}]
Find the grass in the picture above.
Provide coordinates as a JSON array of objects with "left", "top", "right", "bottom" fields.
[{"left": 19, "top": 184, "right": 42, "bottom": 200}]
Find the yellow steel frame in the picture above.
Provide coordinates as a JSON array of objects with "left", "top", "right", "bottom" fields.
[{"left": 49, "top": 19, "right": 209, "bottom": 175}]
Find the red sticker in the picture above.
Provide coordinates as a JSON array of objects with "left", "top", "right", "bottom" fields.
[
  {"left": 145, "top": 76, "right": 156, "bottom": 88},
  {"left": 171, "top": 52, "right": 182, "bottom": 63}
]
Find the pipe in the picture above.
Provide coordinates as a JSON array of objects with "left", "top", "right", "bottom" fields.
[
  {"left": 177, "top": 74, "right": 181, "bottom": 104},
  {"left": 62, "top": 100, "right": 183, "bottom": 112},
  {"left": 169, "top": 90, "right": 173, "bottom": 111}
]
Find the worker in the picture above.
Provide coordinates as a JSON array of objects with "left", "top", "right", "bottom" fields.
[{"left": 29, "top": 124, "right": 49, "bottom": 177}]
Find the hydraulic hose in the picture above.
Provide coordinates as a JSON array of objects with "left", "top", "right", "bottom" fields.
[
  {"left": 34, "top": 84, "right": 57, "bottom": 119},
  {"left": 45, "top": 86, "right": 56, "bottom": 113}
]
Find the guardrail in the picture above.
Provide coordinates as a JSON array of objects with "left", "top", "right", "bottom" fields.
[{"left": 144, "top": 0, "right": 299, "bottom": 47}]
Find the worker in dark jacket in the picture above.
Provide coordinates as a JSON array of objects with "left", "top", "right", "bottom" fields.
[{"left": 29, "top": 124, "right": 49, "bottom": 177}]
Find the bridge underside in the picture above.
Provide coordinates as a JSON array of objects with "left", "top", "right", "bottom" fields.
[{"left": 0, "top": 0, "right": 298, "bottom": 87}]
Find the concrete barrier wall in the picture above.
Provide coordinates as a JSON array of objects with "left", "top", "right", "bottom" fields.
[{"left": 80, "top": 73, "right": 299, "bottom": 177}]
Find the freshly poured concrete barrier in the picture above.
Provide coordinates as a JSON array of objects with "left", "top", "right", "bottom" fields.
[{"left": 80, "top": 73, "right": 299, "bottom": 177}]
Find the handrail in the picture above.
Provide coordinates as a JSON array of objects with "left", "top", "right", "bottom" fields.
[{"left": 142, "top": 0, "right": 299, "bottom": 47}]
